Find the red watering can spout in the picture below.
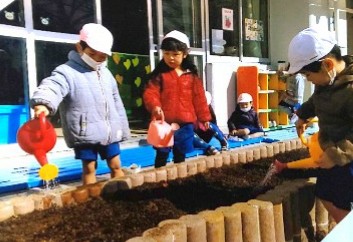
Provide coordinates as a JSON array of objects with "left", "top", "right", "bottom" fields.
[{"left": 33, "top": 150, "right": 49, "bottom": 166}]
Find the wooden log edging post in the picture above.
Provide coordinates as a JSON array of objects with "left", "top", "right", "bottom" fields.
[
  {"left": 158, "top": 219, "right": 187, "bottom": 242},
  {"left": 248, "top": 199, "right": 276, "bottom": 242},
  {"left": 275, "top": 184, "right": 302, "bottom": 242},
  {"left": 265, "top": 189, "right": 294, "bottom": 242},
  {"left": 198, "top": 210, "right": 226, "bottom": 242},
  {"left": 256, "top": 193, "right": 286, "bottom": 242},
  {"left": 179, "top": 214, "right": 207, "bottom": 242},
  {"left": 215, "top": 206, "right": 243, "bottom": 242},
  {"left": 232, "top": 202, "right": 261, "bottom": 242},
  {"left": 142, "top": 227, "right": 174, "bottom": 242}
]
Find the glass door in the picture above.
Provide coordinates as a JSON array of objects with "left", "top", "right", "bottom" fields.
[{"left": 148, "top": 0, "right": 206, "bottom": 81}]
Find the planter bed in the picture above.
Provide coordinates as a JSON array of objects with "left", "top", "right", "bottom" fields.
[{"left": 0, "top": 140, "right": 328, "bottom": 242}]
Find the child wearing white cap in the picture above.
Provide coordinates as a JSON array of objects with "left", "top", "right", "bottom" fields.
[
  {"left": 31, "top": 23, "right": 130, "bottom": 185},
  {"left": 227, "top": 93, "right": 264, "bottom": 140},
  {"left": 143, "top": 30, "right": 211, "bottom": 168},
  {"left": 288, "top": 26, "right": 353, "bottom": 223}
]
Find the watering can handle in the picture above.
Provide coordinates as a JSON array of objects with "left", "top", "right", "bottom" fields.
[
  {"left": 299, "top": 117, "right": 318, "bottom": 147},
  {"left": 152, "top": 109, "right": 165, "bottom": 122},
  {"left": 39, "top": 112, "right": 47, "bottom": 140}
]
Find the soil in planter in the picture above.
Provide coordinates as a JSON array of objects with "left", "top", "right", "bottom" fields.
[{"left": 0, "top": 148, "right": 324, "bottom": 242}]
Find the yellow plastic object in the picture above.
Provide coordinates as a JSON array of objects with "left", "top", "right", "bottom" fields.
[
  {"left": 287, "top": 132, "right": 321, "bottom": 169},
  {"left": 38, "top": 164, "right": 59, "bottom": 181}
]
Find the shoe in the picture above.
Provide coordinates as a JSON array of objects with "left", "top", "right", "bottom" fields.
[
  {"left": 220, "top": 139, "right": 229, "bottom": 151},
  {"left": 228, "top": 136, "right": 243, "bottom": 142},
  {"left": 206, "top": 146, "right": 220, "bottom": 156},
  {"left": 242, "top": 135, "right": 250, "bottom": 140},
  {"left": 122, "top": 163, "right": 141, "bottom": 175}
]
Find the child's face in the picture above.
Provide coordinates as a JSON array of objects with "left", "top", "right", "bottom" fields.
[
  {"left": 299, "top": 59, "right": 334, "bottom": 86},
  {"left": 83, "top": 46, "right": 108, "bottom": 63},
  {"left": 239, "top": 102, "right": 251, "bottom": 108},
  {"left": 162, "top": 50, "right": 186, "bottom": 69},
  {"left": 300, "top": 69, "right": 331, "bottom": 86}
]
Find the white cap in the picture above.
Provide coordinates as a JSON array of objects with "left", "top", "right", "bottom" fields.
[
  {"left": 79, "top": 23, "right": 113, "bottom": 55},
  {"left": 163, "top": 30, "right": 190, "bottom": 48},
  {"left": 237, "top": 93, "right": 253, "bottom": 103},
  {"left": 205, "top": 91, "right": 212, "bottom": 105},
  {"left": 288, "top": 27, "right": 336, "bottom": 74}
]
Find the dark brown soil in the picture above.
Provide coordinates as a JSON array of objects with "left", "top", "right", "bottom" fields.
[{"left": 0, "top": 149, "right": 322, "bottom": 242}]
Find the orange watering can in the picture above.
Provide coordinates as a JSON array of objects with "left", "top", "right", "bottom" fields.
[
  {"left": 17, "top": 112, "right": 59, "bottom": 181},
  {"left": 274, "top": 118, "right": 320, "bottom": 173},
  {"left": 147, "top": 113, "right": 180, "bottom": 148}
]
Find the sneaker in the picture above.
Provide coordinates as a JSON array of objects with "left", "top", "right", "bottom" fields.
[
  {"left": 242, "top": 135, "right": 250, "bottom": 140},
  {"left": 206, "top": 146, "right": 220, "bottom": 156},
  {"left": 228, "top": 136, "right": 243, "bottom": 142},
  {"left": 220, "top": 139, "right": 229, "bottom": 151},
  {"left": 122, "top": 163, "right": 141, "bottom": 175}
]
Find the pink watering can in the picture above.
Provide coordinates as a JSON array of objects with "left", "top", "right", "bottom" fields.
[
  {"left": 147, "top": 113, "right": 180, "bottom": 148},
  {"left": 17, "top": 112, "right": 59, "bottom": 181}
]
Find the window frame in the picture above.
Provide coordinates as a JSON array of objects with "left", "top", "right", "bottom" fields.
[{"left": 205, "top": 0, "right": 270, "bottom": 64}]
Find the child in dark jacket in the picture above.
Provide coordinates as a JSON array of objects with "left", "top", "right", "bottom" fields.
[
  {"left": 227, "top": 93, "right": 264, "bottom": 139},
  {"left": 288, "top": 27, "right": 353, "bottom": 223}
]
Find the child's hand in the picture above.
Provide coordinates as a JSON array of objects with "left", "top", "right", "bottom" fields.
[
  {"left": 152, "top": 106, "right": 164, "bottom": 120},
  {"left": 230, "top": 129, "right": 237, "bottom": 136},
  {"left": 316, "top": 152, "right": 335, "bottom": 169},
  {"left": 204, "top": 122, "right": 210, "bottom": 130},
  {"left": 295, "top": 118, "right": 307, "bottom": 138},
  {"left": 34, "top": 105, "right": 49, "bottom": 118}
]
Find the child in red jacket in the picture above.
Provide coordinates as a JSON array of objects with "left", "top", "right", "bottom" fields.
[{"left": 143, "top": 30, "right": 211, "bottom": 168}]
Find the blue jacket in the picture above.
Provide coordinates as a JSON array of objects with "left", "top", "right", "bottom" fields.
[{"left": 30, "top": 50, "right": 130, "bottom": 148}]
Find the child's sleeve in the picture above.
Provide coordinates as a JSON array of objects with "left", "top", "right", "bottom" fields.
[
  {"left": 143, "top": 77, "right": 162, "bottom": 113},
  {"left": 254, "top": 113, "right": 263, "bottom": 130},
  {"left": 30, "top": 69, "right": 69, "bottom": 115}
]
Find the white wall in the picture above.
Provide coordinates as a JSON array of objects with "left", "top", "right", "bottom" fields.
[
  {"left": 269, "top": 0, "right": 310, "bottom": 68},
  {"left": 206, "top": 61, "right": 267, "bottom": 133}
]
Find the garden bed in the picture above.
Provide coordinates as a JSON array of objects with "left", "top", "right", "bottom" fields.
[{"left": 0, "top": 147, "right": 323, "bottom": 242}]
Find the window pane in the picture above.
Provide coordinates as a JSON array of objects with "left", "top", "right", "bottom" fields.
[
  {"left": 242, "top": 0, "right": 268, "bottom": 58},
  {"left": 190, "top": 54, "right": 204, "bottom": 81},
  {"left": 101, "top": 0, "right": 149, "bottom": 55},
  {"left": 208, "top": 0, "right": 239, "bottom": 56},
  {"left": 32, "top": 0, "right": 95, "bottom": 34},
  {"left": 162, "top": 0, "right": 202, "bottom": 48},
  {"left": 35, "top": 41, "right": 74, "bottom": 127},
  {"left": 35, "top": 41, "right": 74, "bottom": 83},
  {"left": 0, "top": 0, "right": 24, "bottom": 27},
  {"left": 0, "top": 36, "right": 27, "bottom": 105},
  {"left": 347, "top": 0, "right": 353, "bottom": 9}
]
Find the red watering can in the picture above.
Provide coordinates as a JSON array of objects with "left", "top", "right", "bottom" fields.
[
  {"left": 147, "top": 113, "right": 179, "bottom": 148},
  {"left": 17, "top": 112, "right": 59, "bottom": 181}
]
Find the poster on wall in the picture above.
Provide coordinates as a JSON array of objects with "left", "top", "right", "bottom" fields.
[
  {"left": 222, "top": 8, "right": 233, "bottom": 31},
  {"left": 244, "top": 18, "right": 264, "bottom": 41}
]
